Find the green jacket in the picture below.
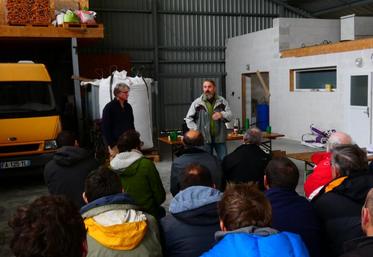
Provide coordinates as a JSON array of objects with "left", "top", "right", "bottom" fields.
[{"left": 110, "top": 150, "right": 166, "bottom": 217}]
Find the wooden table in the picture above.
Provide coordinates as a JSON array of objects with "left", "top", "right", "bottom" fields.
[
  {"left": 287, "top": 151, "right": 373, "bottom": 182},
  {"left": 159, "top": 132, "right": 285, "bottom": 160}
]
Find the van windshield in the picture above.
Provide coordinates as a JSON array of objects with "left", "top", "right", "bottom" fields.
[{"left": 0, "top": 82, "right": 57, "bottom": 118}]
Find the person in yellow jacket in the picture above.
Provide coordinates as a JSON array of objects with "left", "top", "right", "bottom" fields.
[{"left": 81, "top": 166, "right": 163, "bottom": 257}]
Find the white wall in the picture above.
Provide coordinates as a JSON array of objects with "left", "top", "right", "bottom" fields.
[
  {"left": 275, "top": 18, "right": 340, "bottom": 51},
  {"left": 226, "top": 27, "right": 278, "bottom": 123},
  {"left": 226, "top": 18, "right": 373, "bottom": 141}
]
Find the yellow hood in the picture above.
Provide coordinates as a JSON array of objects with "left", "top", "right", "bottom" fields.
[
  {"left": 0, "top": 116, "right": 60, "bottom": 144},
  {"left": 85, "top": 218, "right": 148, "bottom": 250}
]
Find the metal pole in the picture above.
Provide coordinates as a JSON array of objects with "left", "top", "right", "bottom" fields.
[
  {"left": 152, "top": 0, "right": 161, "bottom": 133},
  {"left": 71, "top": 37, "right": 84, "bottom": 144}
]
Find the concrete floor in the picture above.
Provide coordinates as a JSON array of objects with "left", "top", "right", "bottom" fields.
[{"left": 0, "top": 137, "right": 318, "bottom": 257}]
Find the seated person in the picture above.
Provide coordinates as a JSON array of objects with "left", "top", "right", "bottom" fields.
[
  {"left": 44, "top": 130, "right": 99, "bottom": 208},
  {"left": 9, "top": 195, "right": 87, "bottom": 257},
  {"left": 200, "top": 183, "right": 309, "bottom": 257},
  {"left": 304, "top": 131, "right": 352, "bottom": 199},
  {"left": 161, "top": 164, "right": 222, "bottom": 257},
  {"left": 170, "top": 130, "right": 222, "bottom": 196},
  {"left": 81, "top": 166, "right": 162, "bottom": 257},
  {"left": 110, "top": 130, "right": 166, "bottom": 218},
  {"left": 340, "top": 188, "right": 373, "bottom": 257},
  {"left": 264, "top": 157, "right": 323, "bottom": 257},
  {"left": 222, "top": 127, "right": 270, "bottom": 190},
  {"left": 312, "top": 144, "right": 373, "bottom": 257}
]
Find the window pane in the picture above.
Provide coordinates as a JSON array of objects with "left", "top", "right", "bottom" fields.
[
  {"left": 296, "top": 68, "right": 336, "bottom": 90},
  {"left": 350, "top": 75, "right": 368, "bottom": 106}
]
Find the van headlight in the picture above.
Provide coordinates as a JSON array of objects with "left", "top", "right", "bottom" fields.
[{"left": 44, "top": 140, "right": 58, "bottom": 150}]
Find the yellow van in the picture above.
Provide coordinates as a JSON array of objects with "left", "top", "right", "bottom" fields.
[{"left": 0, "top": 62, "right": 61, "bottom": 173}]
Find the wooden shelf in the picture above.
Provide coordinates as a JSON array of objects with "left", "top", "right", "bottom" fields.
[
  {"left": 0, "top": 24, "right": 104, "bottom": 39},
  {"left": 281, "top": 37, "right": 373, "bottom": 58}
]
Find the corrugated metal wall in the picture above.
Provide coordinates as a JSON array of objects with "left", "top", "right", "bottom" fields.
[{"left": 90, "top": 0, "right": 304, "bottom": 131}]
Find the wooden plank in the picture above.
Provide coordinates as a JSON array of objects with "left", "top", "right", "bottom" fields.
[
  {"left": 0, "top": 24, "right": 104, "bottom": 38},
  {"left": 289, "top": 69, "right": 294, "bottom": 92},
  {"left": 281, "top": 37, "right": 373, "bottom": 58},
  {"left": 256, "top": 70, "right": 270, "bottom": 101}
]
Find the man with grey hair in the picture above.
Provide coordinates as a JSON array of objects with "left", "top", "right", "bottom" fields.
[
  {"left": 341, "top": 188, "right": 373, "bottom": 257},
  {"left": 312, "top": 144, "right": 373, "bottom": 257},
  {"left": 304, "top": 131, "right": 352, "bottom": 199},
  {"left": 221, "top": 127, "right": 270, "bottom": 190},
  {"left": 102, "top": 83, "right": 135, "bottom": 157}
]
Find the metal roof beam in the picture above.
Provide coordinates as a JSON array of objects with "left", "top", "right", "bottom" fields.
[
  {"left": 269, "top": 0, "right": 314, "bottom": 18},
  {"left": 312, "top": 0, "right": 373, "bottom": 16}
]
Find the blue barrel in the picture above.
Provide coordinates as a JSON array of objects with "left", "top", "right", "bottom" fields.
[{"left": 256, "top": 104, "right": 269, "bottom": 131}]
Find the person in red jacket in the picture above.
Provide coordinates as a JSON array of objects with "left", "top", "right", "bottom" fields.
[{"left": 304, "top": 131, "right": 352, "bottom": 199}]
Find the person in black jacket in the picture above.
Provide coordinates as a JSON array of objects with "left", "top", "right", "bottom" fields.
[
  {"left": 161, "top": 164, "right": 222, "bottom": 257},
  {"left": 44, "top": 131, "right": 99, "bottom": 208},
  {"left": 170, "top": 130, "right": 222, "bottom": 196},
  {"left": 341, "top": 188, "right": 373, "bottom": 257},
  {"left": 222, "top": 127, "right": 270, "bottom": 190},
  {"left": 264, "top": 157, "right": 323, "bottom": 257},
  {"left": 312, "top": 144, "right": 373, "bottom": 257},
  {"left": 102, "top": 83, "right": 135, "bottom": 158}
]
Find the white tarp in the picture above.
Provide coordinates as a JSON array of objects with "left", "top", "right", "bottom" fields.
[{"left": 82, "top": 70, "right": 153, "bottom": 149}]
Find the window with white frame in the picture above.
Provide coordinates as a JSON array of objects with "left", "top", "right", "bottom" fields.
[{"left": 290, "top": 66, "right": 337, "bottom": 91}]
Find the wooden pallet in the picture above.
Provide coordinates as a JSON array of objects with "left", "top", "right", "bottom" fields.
[
  {"left": 7, "top": 23, "right": 52, "bottom": 27},
  {"left": 62, "top": 22, "right": 100, "bottom": 29}
]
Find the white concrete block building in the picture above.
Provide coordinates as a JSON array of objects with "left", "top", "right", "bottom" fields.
[{"left": 226, "top": 17, "right": 373, "bottom": 147}]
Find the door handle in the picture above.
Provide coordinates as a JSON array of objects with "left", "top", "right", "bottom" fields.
[{"left": 363, "top": 106, "right": 370, "bottom": 117}]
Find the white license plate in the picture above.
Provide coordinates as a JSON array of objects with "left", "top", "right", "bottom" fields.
[{"left": 0, "top": 160, "right": 31, "bottom": 169}]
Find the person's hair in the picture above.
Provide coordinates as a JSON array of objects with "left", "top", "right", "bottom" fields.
[
  {"left": 113, "top": 83, "right": 130, "bottom": 97},
  {"left": 183, "top": 130, "right": 204, "bottom": 147},
  {"left": 265, "top": 157, "right": 299, "bottom": 190},
  {"left": 331, "top": 144, "right": 368, "bottom": 176},
  {"left": 179, "top": 164, "right": 213, "bottom": 190},
  {"left": 117, "top": 130, "right": 142, "bottom": 153},
  {"left": 84, "top": 166, "right": 122, "bottom": 202},
  {"left": 243, "top": 127, "right": 262, "bottom": 145},
  {"left": 364, "top": 188, "right": 373, "bottom": 224},
  {"left": 219, "top": 183, "right": 272, "bottom": 231},
  {"left": 9, "top": 195, "right": 86, "bottom": 257},
  {"left": 326, "top": 132, "right": 352, "bottom": 152},
  {"left": 203, "top": 79, "right": 216, "bottom": 87},
  {"left": 56, "top": 130, "right": 76, "bottom": 147}
]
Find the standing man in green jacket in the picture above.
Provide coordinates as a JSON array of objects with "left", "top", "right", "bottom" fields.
[{"left": 185, "top": 80, "right": 232, "bottom": 160}]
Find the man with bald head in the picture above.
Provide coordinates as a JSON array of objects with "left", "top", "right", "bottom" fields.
[
  {"left": 170, "top": 130, "right": 222, "bottom": 196},
  {"left": 341, "top": 188, "right": 373, "bottom": 257},
  {"left": 304, "top": 131, "right": 353, "bottom": 199}
]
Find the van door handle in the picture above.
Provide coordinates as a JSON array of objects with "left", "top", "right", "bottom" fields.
[{"left": 363, "top": 107, "right": 370, "bottom": 117}]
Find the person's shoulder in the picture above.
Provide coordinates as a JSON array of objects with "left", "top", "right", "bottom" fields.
[{"left": 103, "top": 99, "right": 116, "bottom": 109}]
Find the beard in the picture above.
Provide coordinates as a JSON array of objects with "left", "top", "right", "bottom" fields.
[{"left": 204, "top": 92, "right": 214, "bottom": 100}]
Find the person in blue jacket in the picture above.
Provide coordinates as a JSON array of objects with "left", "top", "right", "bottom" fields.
[{"left": 200, "top": 183, "right": 310, "bottom": 257}]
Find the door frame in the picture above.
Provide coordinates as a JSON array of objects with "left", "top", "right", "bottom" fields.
[{"left": 348, "top": 71, "right": 373, "bottom": 146}]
